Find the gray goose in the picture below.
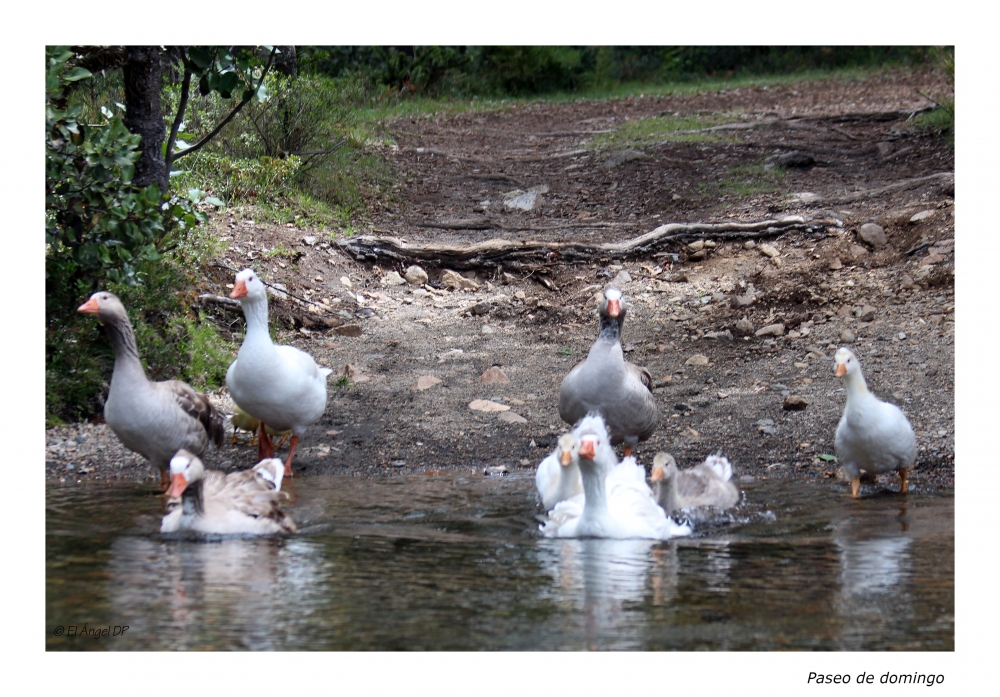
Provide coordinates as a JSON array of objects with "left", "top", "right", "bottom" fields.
[
  {"left": 558, "top": 286, "right": 658, "bottom": 456},
  {"left": 650, "top": 452, "right": 739, "bottom": 515},
  {"left": 78, "top": 291, "right": 225, "bottom": 487},
  {"left": 161, "top": 450, "right": 297, "bottom": 534}
]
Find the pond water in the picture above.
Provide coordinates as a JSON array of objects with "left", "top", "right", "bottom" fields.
[{"left": 46, "top": 473, "right": 953, "bottom": 651}]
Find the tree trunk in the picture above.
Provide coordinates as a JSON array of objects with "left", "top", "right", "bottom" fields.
[{"left": 122, "top": 46, "right": 167, "bottom": 193}]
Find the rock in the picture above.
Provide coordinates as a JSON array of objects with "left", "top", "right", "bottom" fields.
[
  {"left": 675, "top": 402, "right": 694, "bottom": 413},
  {"left": 840, "top": 329, "right": 855, "bottom": 343},
  {"left": 689, "top": 249, "right": 709, "bottom": 261},
  {"left": 910, "top": 209, "right": 937, "bottom": 223},
  {"left": 470, "top": 301, "right": 491, "bottom": 316},
  {"left": 734, "top": 318, "right": 755, "bottom": 335},
  {"left": 469, "top": 399, "right": 510, "bottom": 413},
  {"left": 302, "top": 235, "right": 317, "bottom": 246},
  {"left": 503, "top": 190, "right": 542, "bottom": 211},
  {"left": 687, "top": 240, "right": 706, "bottom": 251},
  {"left": 414, "top": 375, "right": 442, "bottom": 390},
  {"left": 437, "top": 348, "right": 465, "bottom": 362},
  {"left": 498, "top": 412, "right": 528, "bottom": 425},
  {"left": 441, "top": 269, "right": 479, "bottom": 291},
  {"left": 858, "top": 223, "right": 888, "bottom": 248},
  {"left": 340, "top": 276, "right": 353, "bottom": 287},
  {"left": 855, "top": 305, "right": 876, "bottom": 322},
  {"left": 921, "top": 254, "right": 945, "bottom": 266},
  {"left": 755, "top": 323, "right": 785, "bottom": 337},
  {"left": 849, "top": 244, "right": 869, "bottom": 259},
  {"left": 514, "top": 290, "right": 526, "bottom": 300},
  {"left": 900, "top": 274, "right": 916, "bottom": 289},
  {"left": 783, "top": 395, "right": 809, "bottom": 411},
  {"left": 787, "top": 192, "right": 822, "bottom": 205},
  {"left": 758, "top": 243, "right": 780, "bottom": 258},
  {"left": 766, "top": 151, "right": 815, "bottom": 168},
  {"left": 685, "top": 354, "right": 710, "bottom": 367},
  {"left": 613, "top": 269, "right": 632, "bottom": 286},
  {"left": 875, "top": 141, "right": 894, "bottom": 158},
  {"left": 480, "top": 366, "right": 510, "bottom": 384},
  {"left": 704, "top": 330, "right": 733, "bottom": 341},
  {"left": 828, "top": 257, "right": 843, "bottom": 270},
  {"left": 481, "top": 325, "right": 496, "bottom": 335},
  {"left": 483, "top": 465, "right": 510, "bottom": 476},
  {"left": 381, "top": 271, "right": 406, "bottom": 286},
  {"left": 335, "top": 325, "right": 362, "bottom": 337},
  {"left": 744, "top": 240, "right": 756, "bottom": 249},
  {"left": 404, "top": 265, "right": 429, "bottom": 285}
]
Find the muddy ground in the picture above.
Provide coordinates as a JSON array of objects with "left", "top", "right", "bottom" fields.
[{"left": 46, "top": 69, "right": 955, "bottom": 493}]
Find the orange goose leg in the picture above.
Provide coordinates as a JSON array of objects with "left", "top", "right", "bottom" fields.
[
  {"left": 283, "top": 435, "right": 300, "bottom": 477},
  {"left": 258, "top": 422, "right": 276, "bottom": 461}
]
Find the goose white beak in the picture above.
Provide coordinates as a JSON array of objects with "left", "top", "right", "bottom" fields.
[
  {"left": 607, "top": 299, "right": 620, "bottom": 317},
  {"left": 834, "top": 363, "right": 847, "bottom": 378},
  {"left": 167, "top": 473, "right": 188, "bottom": 498},
  {"left": 77, "top": 297, "right": 100, "bottom": 314},
  {"left": 230, "top": 279, "right": 248, "bottom": 299}
]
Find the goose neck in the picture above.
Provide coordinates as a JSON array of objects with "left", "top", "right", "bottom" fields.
[
  {"left": 843, "top": 369, "right": 871, "bottom": 400},
  {"left": 579, "top": 459, "right": 609, "bottom": 518},
  {"left": 239, "top": 294, "right": 272, "bottom": 340},
  {"left": 181, "top": 479, "right": 205, "bottom": 517},
  {"left": 104, "top": 314, "right": 146, "bottom": 380},
  {"left": 597, "top": 313, "right": 623, "bottom": 342}
]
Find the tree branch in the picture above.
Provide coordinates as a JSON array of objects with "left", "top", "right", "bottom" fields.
[
  {"left": 164, "top": 63, "right": 192, "bottom": 175},
  {"left": 173, "top": 47, "right": 276, "bottom": 161}
]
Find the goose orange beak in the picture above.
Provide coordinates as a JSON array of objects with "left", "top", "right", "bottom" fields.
[
  {"left": 650, "top": 467, "right": 664, "bottom": 482},
  {"left": 607, "top": 299, "right": 620, "bottom": 317},
  {"left": 77, "top": 298, "right": 100, "bottom": 314},
  {"left": 229, "top": 279, "right": 248, "bottom": 299},
  {"left": 834, "top": 363, "right": 847, "bottom": 378},
  {"left": 560, "top": 450, "right": 572, "bottom": 466},
  {"left": 579, "top": 438, "right": 596, "bottom": 461},
  {"left": 167, "top": 473, "right": 188, "bottom": 498}
]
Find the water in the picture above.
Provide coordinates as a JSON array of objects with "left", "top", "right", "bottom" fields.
[{"left": 46, "top": 474, "right": 953, "bottom": 651}]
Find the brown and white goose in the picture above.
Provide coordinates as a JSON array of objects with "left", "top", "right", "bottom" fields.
[
  {"left": 558, "top": 286, "right": 658, "bottom": 456},
  {"left": 650, "top": 452, "right": 739, "bottom": 515},
  {"left": 78, "top": 291, "right": 225, "bottom": 487},
  {"left": 160, "top": 450, "right": 297, "bottom": 535}
]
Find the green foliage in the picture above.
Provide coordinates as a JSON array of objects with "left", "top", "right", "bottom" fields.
[
  {"left": 717, "top": 163, "right": 786, "bottom": 197},
  {"left": 46, "top": 46, "right": 227, "bottom": 423},
  {"left": 590, "top": 113, "right": 737, "bottom": 151},
  {"left": 175, "top": 152, "right": 301, "bottom": 203},
  {"left": 472, "top": 47, "right": 584, "bottom": 96},
  {"left": 334, "top": 374, "right": 351, "bottom": 388}
]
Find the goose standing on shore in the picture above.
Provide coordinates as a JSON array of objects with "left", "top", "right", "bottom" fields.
[
  {"left": 226, "top": 269, "right": 332, "bottom": 477},
  {"left": 160, "top": 450, "right": 297, "bottom": 535},
  {"left": 559, "top": 286, "right": 658, "bottom": 457},
  {"left": 833, "top": 347, "right": 917, "bottom": 497},
  {"left": 77, "top": 292, "right": 225, "bottom": 487}
]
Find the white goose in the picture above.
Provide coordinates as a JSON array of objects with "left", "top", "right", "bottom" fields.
[
  {"left": 559, "top": 286, "right": 658, "bottom": 457},
  {"left": 226, "top": 269, "right": 332, "bottom": 476},
  {"left": 834, "top": 347, "right": 917, "bottom": 497},
  {"left": 536, "top": 433, "right": 583, "bottom": 511},
  {"left": 541, "top": 415, "right": 690, "bottom": 540},
  {"left": 161, "top": 450, "right": 297, "bottom": 535},
  {"left": 650, "top": 452, "right": 739, "bottom": 515},
  {"left": 77, "top": 291, "right": 226, "bottom": 487}
]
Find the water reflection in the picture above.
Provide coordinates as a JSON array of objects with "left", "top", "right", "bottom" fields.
[{"left": 46, "top": 476, "right": 954, "bottom": 651}]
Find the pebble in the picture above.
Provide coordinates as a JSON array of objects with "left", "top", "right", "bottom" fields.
[
  {"left": 858, "top": 223, "right": 888, "bottom": 248},
  {"left": 755, "top": 323, "right": 785, "bottom": 337},
  {"left": 685, "top": 354, "right": 709, "bottom": 366},
  {"left": 734, "top": 318, "right": 755, "bottom": 335},
  {"left": 335, "top": 325, "right": 362, "bottom": 337},
  {"left": 688, "top": 240, "right": 706, "bottom": 251},
  {"left": 381, "top": 271, "right": 406, "bottom": 286},
  {"left": 404, "top": 265, "right": 429, "bottom": 285},
  {"left": 840, "top": 329, "right": 855, "bottom": 343},
  {"left": 480, "top": 366, "right": 510, "bottom": 384},
  {"left": 828, "top": 257, "right": 843, "bottom": 270},
  {"left": 441, "top": 269, "right": 479, "bottom": 291},
  {"left": 783, "top": 395, "right": 809, "bottom": 411},
  {"left": 704, "top": 330, "right": 733, "bottom": 341},
  {"left": 613, "top": 270, "right": 632, "bottom": 286},
  {"left": 302, "top": 236, "right": 317, "bottom": 246},
  {"left": 481, "top": 325, "right": 496, "bottom": 335},
  {"left": 340, "top": 276, "right": 353, "bottom": 287},
  {"left": 744, "top": 240, "right": 756, "bottom": 249},
  {"left": 910, "top": 209, "right": 936, "bottom": 223},
  {"left": 857, "top": 305, "right": 876, "bottom": 322},
  {"left": 470, "top": 301, "right": 491, "bottom": 316},
  {"left": 758, "top": 243, "right": 780, "bottom": 258},
  {"left": 498, "top": 412, "right": 528, "bottom": 425},
  {"left": 414, "top": 376, "right": 442, "bottom": 390},
  {"left": 469, "top": 399, "right": 510, "bottom": 413}
]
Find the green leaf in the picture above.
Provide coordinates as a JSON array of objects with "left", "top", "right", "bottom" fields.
[
  {"left": 817, "top": 453, "right": 838, "bottom": 462},
  {"left": 204, "top": 196, "right": 226, "bottom": 207},
  {"left": 64, "top": 67, "right": 93, "bottom": 82},
  {"left": 188, "top": 47, "right": 213, "bottom": 71}
]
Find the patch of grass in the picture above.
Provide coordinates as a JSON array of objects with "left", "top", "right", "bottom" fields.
[
  {"left": 263, "top": 242, "right": 297, "bottom": 259},
  {"left": 718, "top": 163, "right": 786, "bottom": 197},
  {"left": 558, "top": 347, "right": 573, "bottom": 355},
  {"left": 334, "top": 374, "right": 351, "bottom": 387},
  {"left": 909, "top": 103, "right": 954, "bottom": 144},
  {"left": 589, "top": 112, "right": 741, "bottom": 151}
]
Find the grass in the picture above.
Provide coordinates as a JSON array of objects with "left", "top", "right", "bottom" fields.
[
  {"left": 717, "top": 163, "right": 787, "bottom": 197},
  {"left": 334, "top": 374, "right": 351, "bottom": 388},
  {"left": 588, "top": 112, "right": 741, "bottom": 151}
]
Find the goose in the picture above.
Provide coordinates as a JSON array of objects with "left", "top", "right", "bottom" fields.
[
  {"left": 77, "top": 291, "right": 226, "bottom": 487},
  {"left": 161, "top": 450, "right": 297, "bottom": 535},
  {"left": 541, "top": 415, "right": 690, "bottom": 540},
  {"left": 226, "top": 269, "right": 332, "bottom": 476},
  {"left": 834, "top": 347, "right": 916, "bottom": 497},
  {"left": 535, "top": 416, "right": 617, "bottom": 511},
  {"left": 650, "top": 452, "right": 739, "bottom": 515},
  {"left": 559, "top": 286, "right": 658, "bottom": 457}
]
